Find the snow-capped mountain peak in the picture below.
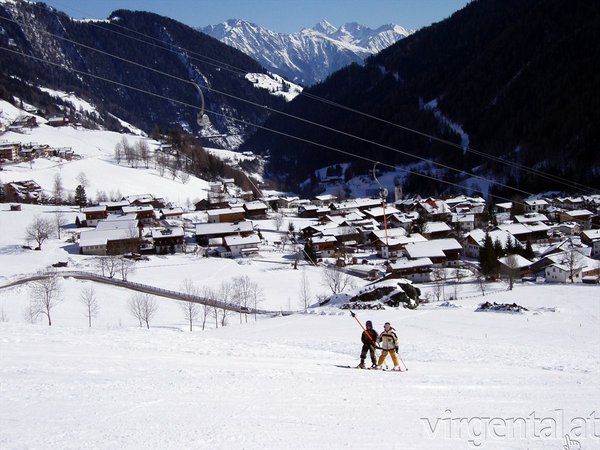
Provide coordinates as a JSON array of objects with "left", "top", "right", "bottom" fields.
[{"left": 201, "top": 19, "right": 412, "bottom": 86}]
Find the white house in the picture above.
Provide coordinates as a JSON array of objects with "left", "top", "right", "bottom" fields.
[
  {"left": 224, "top": 234, "right": 261, "bottom": 257},
  {"left": 545, "top": 263, "right": 583, "bottom": 283}
]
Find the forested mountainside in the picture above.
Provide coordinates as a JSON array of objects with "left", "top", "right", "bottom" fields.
[
  {"left": 0, "top": 2, "right": 286, "bottom": 145},
  {"left": 240, "top": 0, "right": 600, "bottom": 197}
]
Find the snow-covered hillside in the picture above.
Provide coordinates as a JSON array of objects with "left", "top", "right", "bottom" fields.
[
  {"left": 0, "top": 100, "right": 210, "bottom": 205},
  {"left": 202, "top": 19, "right": 412, "bottom": 85}
]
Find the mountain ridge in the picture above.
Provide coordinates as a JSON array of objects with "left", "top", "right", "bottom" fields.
[{"left": 201, "top": 19, "right": 412, "bottom": 85}]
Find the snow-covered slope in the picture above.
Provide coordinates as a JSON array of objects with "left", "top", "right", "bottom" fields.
[
  {"left": 202, "top": 19, "right": 412, "bottom": 85},
  {"left": 0, "top": 100, "right": 210, "bottom": 205}
]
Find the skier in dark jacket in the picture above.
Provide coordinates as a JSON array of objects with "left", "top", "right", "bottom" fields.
[{"left": 357, "top": 320, "right": 379, "bottom": 369}]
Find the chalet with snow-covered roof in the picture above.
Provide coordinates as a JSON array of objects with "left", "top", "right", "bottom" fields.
[
  {"left": 99, "top": 200, "right": 131, "bottom": 213},
  {"left": 545, "top": 263, "right": 583, "bottom": 283},
  {"left": 82, "top": 205, "right": 108, "bottom": 226},
  {"left": 46, "top": 116, "right": 68, "bottom": 127},
  {"left": 421, "top": 221, "right": 452, "bottom": 239},
  {"left": 558, "top": 210, "right": 593, "bottom": 229},
  {"left": 194, "top": 221, "right": 254, "bottom": 246},
  {"left": 223, "top": 234, "right": 261, "bottom": 258},
  {"left": 498, "top": 254, "right": 533, "bottom": 278},
  {"left": 581, "top": 229, "right": 600, "bottom": 258},
  {"left": 313, "top": 194, "right": 338, "bottom": 206},
  {"left": 374, "top": 233, "right": 427, "bottom": 259},
  {"left": 4, "top": 180, "right": 42, "bottom": 203},
  {"left": 78, "top": 228, "right": 140, "bottom": 256},
  {"left": 159, "top": 207, "right": 184, "bottom": 220},
  {"left": 524, "top": 199, "right": 549, "bottom": 213},
  {"left": 243, "top": 201, "right": 268, "bottom": 220},
  {"left": 151, "top": 227, "right": 184, "bottom": 254},
  {"left": 122, "top": 205, "right": 156, "bottom": 225},
  {"left": 416, "top": 198, "right": 451, "bottom": 222},
  {"left": 385, "top": 257, "right": 434, "bottom": 283},
  {"left": 206, "top": 207, "right": 246, "bottom": 224},
  {"left": 451, "top": 214, "right": 476, "bottom": 233},
  {"left": 298, "top": 204, "right": 319, "bottom": 218},
  {"left": 462, "top": 229, "right": 521, "bottom": 259},
  {"left": 311, "top": 235, "right": 338, "bottom": 257},
  {"left": 404, "top": 238, "right": 463, "bottom": 264},
  {"left": 11, "top": 115, "right": 37, "bottom": 129},
  {"left": 495, "top": 222, "right": 550, "bottom": 242},
  {"left": 126, "top": 194, "right": 165, "bottom": 209},
  {"left": 96, "top": 217, "right": 141, "bottom": 234}
]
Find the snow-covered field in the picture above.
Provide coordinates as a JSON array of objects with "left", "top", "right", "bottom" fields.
[{"left": 0, "top": 204, "right": 599, "bottom": 449}]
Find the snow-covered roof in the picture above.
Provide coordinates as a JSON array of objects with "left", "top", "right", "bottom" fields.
[
  {"left": 224, "top": 234, "right": 261, "bottom": 247},
  {"left": 312, "top": 235, "right": 338, "bottom": 244},
  {"left": 582, "top": 229, "right": 600, "bottom": 241},
  {"left": 79, "top": 228, "right": 136, "bottom": 247},
  {"left": 562, "top": 209, "right": 593, "bottom": 218},
  {"left": 387, "top": 257, "right": 433, "bottom": 270},
  {"left": 514, "top": 213, "right": 549, "bottom": 224},
  {"left": 364, "top": 206, "right": 400, "bottom": 218},
  {"left": 195, "top": 221, "right": 253, "bottom": 236},
  {"left": 206, "top": 207, "right": 245, "bottom": 216},
  {"left": 424, "top": 221, "right": 452, "bottom": 233},
  {"left": 243, "top": 201, "right": 268, "bottom": 211},
  {"left": 151, "top": 227, "right": 184, "bottom": 239},
  {"left": 404, "top": 238, "right": 462, "bottom": 259},
  {"left": 498, "top": 255, "right": 532, "bottom": 269},
  {"left": 96, "top": 219, "right": 139, "bottom": 231},
  {"left": 82, "top": 205, "right": 106, "bottom": 213},
  {"left": 122, "top": 205, "right": 154, "bottom": 214}
]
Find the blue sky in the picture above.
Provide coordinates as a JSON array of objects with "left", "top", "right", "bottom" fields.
[{"left": 42, "top": 0, "right": 471, "bottom": 33}]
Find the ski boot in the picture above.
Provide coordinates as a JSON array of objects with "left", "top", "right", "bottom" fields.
[{"left": 356, "top": 361, "right": 366, "bottom": 369}]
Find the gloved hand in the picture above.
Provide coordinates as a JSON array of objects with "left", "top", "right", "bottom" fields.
[{"left": 395, "top": 346, "right": 399, "bottom": 352}]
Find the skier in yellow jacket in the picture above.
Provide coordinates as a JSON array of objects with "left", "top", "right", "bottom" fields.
[{"left": 376, "top": 322, "right": 401, "bottom": 370}]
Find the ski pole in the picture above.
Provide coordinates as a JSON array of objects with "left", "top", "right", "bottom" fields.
[
  {"left": 349, "top": 310, "right": 381, "bottom": 349},
  {"left": 396, "top": 350, "right": 409, "bottom": 371}
]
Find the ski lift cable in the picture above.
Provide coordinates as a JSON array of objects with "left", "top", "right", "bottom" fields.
[
  {"left": 0, "top": 44, "right": 530, "bottom": 208},
  {"left": 14, "top": 4, "right": 597, "bottom": 195},
  {"left": 0, "top": 13, "right": 539, "bottom": 200}
]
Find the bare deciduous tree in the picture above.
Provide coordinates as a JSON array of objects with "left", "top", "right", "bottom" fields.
[
  {"left": 25, "top": 215, "right": 54, "bottom": 250},
  {"left": 560, "top": 242, "right": 584, "bottom": 283},
  {"left": 114, "top": 140, "right": 124, "bottom": 164},
  {"left": 216, "top": 281, "right": 233, "bottom": 327},
  {"left": 29, "top": 270, "right": 62, "bottom": 326},
  {"left": 118, "top": 257, "right": 135, "bottom": 281},
  {"left": 272, "top": 213, "right": 284, "bottom": 231},
  {"left": 54, "top": 210, "right": 67, "bottom": 240},
  {"left": 128, "top": 293, "right": 157, "bottom": 329},
  {"left": 299, "top": 269, "right": 311, "bottom": 310},
  {"left": 136, "top": 140, "right": 151, "bottom": 169},
  {"left": 231, "top": 275, "right": 264, "bottom": 322},
  {"left": 52, "top": 173, "right": 64, "bottom": 204},
  {"left": 322, "top": 265, "right": 355, "bottom": 295},
  {"left": 502, "top": 255, "right": 521, "bottom": 290},
  {"left": 76, "top": 171, "right": 89, "bottom": 189},
  {"left": 95, "top": 255, "right": 120, "bottom": 278},
  {"left": 200, "top": 286, "right": 214, "bottom": 330},
  {"left": 180, "top": 279, "right": 201, "bottom": 331},
  {"left": 80, "top": 285, "right": 99, "bottom": 327},
  {"left": 431, "top": 266, "right": 447, "bottom": 301}
]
